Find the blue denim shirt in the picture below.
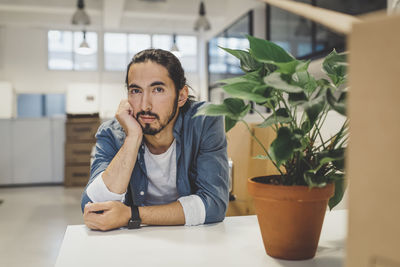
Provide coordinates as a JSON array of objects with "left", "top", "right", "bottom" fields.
[{"left": 81, "top": 101, "right": 229, "bottom": 224}]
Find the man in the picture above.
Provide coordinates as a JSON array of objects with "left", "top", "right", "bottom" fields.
[{"left": 81, "top": 49, "right": 229, "bottom": 231}]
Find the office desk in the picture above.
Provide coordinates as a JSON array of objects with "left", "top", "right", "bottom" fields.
[{"left": 55, "top": 210, "right": 347, "bottom": 267}]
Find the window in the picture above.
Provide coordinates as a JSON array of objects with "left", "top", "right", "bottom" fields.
[
  {"left": 104, "top": 33, "right": 128, "bottom": 71},
  {"left": 104, "top": 33, "right": 197, "bottom": 73},
  {"left": 48, "top": 30, "right": 98, "bottom": 71},
  {"left": 208, "top": 12, "right": 252, "bottom": 85},
  {"left": 128, "top": 34, "right": 152, "bottom": 59},
  {"left": 267, "top": 0, "right": 386, "bottom": 59},
  {"left": 152, "top": 34, "right": 173, "bottom": 50},
  {"left": 48, "top": 31, "right": 73, "bottom": 70},
  {"left": 176, "top": 36, "right": 197, "bottom": 73},
  {"left": 17, "top": 94, "right": 65, "bottom": 118}
]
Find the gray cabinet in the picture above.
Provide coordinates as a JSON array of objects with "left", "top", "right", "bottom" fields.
[
  {"left": 0, "top": 117, "right": 66, "bottom": 185},
  {"left": 12, "top": 119, "right": 53, "bottom": 183},
  {"left": 0, "top": 120, "right": 13, "bottom": 184},
  {"left": 51, "top": 117, "right": 65, "bottom": 183}
]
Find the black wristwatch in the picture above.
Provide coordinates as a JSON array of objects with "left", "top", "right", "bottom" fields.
[{"left": 127, "top": 204, "right": 141, "bottom": 229}]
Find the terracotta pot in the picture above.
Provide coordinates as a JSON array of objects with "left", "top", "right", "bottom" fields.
[{"left": 248, "top": 176, "right": 335, "bottom": 260}]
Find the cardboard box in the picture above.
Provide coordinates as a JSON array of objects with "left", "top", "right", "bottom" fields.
[
  {"left": 346, "top": 14, "right": 400, "bottom": 267},
  {"left": 66, "top": 121, "right": 100, "bottom": 142},
  {"left": 65, "top": 142, "right": 95, "bottom": 164},
  {"left": 226, "top": 122, "right": 278, "bottom": 216},
  {"left": 64, "top": 165, "right": 90, "bottom": 187}
]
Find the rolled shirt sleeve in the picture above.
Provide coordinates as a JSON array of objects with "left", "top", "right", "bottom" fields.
[
  {"left": 86, "top": 171, "right": 126, "bottom": 203},
  {"left": 178, "top": 195, "right": 206, "bottom": 226}
]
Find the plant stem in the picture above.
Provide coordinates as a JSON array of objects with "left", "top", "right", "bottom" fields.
[
  {"left": 253, "top": 108, "right": 266, "bottom": 120},
  {"left": 241, "top": 120, "right": 284, "bottom": 176},
  {"left": 277, "top": 93, "right": 296, "bottom": 130}
]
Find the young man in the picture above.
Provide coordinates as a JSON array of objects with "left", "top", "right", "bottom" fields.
[{"left": 81, "top": 49, "right": 229, "bottom": 231}]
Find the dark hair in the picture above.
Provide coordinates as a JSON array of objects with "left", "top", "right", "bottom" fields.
[{"left": 125, "top": 49, "right": 194, "bottom": 112}]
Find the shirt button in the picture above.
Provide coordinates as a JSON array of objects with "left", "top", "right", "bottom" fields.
[{"left": 140, "top": 191, "right": 144, "bottom": 196}]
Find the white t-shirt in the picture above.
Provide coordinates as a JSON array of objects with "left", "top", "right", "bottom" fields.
[{"left": 86, "top": 140, "right": 205, "bottom": 226}]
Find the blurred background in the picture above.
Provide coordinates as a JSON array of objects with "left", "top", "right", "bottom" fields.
[{"left": 0, "top": 0, "right": 391, "bottom": 266}]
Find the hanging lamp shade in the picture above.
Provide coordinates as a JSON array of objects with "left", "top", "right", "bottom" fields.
[
  {"left": 76, "top": 31, "right": 93, "bottom": 55},
  {"left": 72, "top": 0, "right": 90, "bottom": 25},
  {"left": 170, "top": 34, "right": 181, "bottom": 57},
  {"left": 194, "top": 1, "right": 211, "bottom": 31}
]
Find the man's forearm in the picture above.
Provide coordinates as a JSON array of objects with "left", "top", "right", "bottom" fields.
[
  {"left": 102, "top": 135, "right": 142, "bottom": 194},
  {"left": 138, "top": 201, "right": 185, "bottom": 226}
]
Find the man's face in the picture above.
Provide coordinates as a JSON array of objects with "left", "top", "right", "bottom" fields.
[{"left": 127, "top": 61, "right": 178, "bottom": 135}]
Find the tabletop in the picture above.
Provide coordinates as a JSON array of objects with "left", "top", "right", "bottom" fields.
[{"left": 55, "top": 210, "right": 347, "bottom": 267}]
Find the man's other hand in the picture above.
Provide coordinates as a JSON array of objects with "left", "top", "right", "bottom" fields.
[
  {"left": 116, "top": 99, "right": 143, "bottom": 139},
  {"left": 83, "top": 201, "right": 131, "bottom": 231}
]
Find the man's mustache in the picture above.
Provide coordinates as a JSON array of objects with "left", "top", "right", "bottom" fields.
[{"left": 136, "top": 110, "right": 160, "bottom": 120}]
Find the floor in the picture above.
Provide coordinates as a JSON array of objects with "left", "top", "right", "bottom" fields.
[{"left": 0, "top": 186, "right": 84, "bottom": 267}]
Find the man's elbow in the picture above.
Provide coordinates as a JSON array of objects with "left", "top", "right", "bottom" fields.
[{"left": 204, "top": 200, "right": 228, "bottom": 224}]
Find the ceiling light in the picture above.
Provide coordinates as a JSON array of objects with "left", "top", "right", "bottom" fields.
[
  {"left": 72, "top": 0, "right": 90, "bottom": 25},
  {"left": 76, "top": 31, "right": 94, "bottom": 55},
  {"left": 170, "top": 34, "right": 181, "bottom": 58},
  {"left": 194, "top": 1, "right": 211, "bottom": 31}
]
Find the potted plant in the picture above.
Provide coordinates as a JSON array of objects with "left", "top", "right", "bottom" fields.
[{"left": 195, "top": 35, "right": 348, "bottom": 260}]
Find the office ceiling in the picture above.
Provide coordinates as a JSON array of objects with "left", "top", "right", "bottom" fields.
[{"left": 0, "top": 0, "right": 253, "bottom": 34}]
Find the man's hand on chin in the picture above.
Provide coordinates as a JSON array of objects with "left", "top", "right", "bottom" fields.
[{"left": 83, "top": 201, "right": 131, "bottom": 231}]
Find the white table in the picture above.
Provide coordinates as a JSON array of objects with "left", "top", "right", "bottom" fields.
[{"left": 55, "top": 210, "right": 347, "bottom": 267}]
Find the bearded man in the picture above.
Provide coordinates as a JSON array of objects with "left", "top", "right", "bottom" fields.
[{"left": 81, "top": 49, "right": 229, "bottom": 231}]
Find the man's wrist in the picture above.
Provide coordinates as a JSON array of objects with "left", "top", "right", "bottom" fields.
[
  {"left": 124, "top": 204, "right": 132, "bottom": 226},
  {"left": 127, "top": 204, "right": 141, "bottom": 229},
  {"left": 125, "top": 134, "right": 142, "bottom": 145}
]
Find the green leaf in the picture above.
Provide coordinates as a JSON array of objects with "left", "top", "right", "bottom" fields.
[
  {"left": 296, "top": 60, "right": 311, "bottom": 72},
  {"left": 223, "top": 98, "right": 245, "bottom": 113},
  {"left": 219, "top": 71, "right": 262, "bottom": 85},
  {"left": 194, "top": 98, "right": 250, "bottom": 121},
  {"left": 294, "top": 70, "right": 318, "bottom": 93},
  {"left": 326, "top": 88, "right": 346, "bottom": 115},
  {"left": 328, "top": 175, "right": 346, "bottom": 210},
  {"left": 222, "top": 82, "right": 269, "bottom": 103},
  {"left": 288, "top": 92, "right": 308, "bottom": 106},
  {"left": 247, "top": 35, "right": 294, "bottom": 63},
  {"left": 304, "top": 94, "right": 325, "bottom": 128},
  {"left": 274, "top": 60, "right": 301, "bottom": 75},
  {"left": 220, "top": 47, "right": 262, "bottom": 72},
  {"left": 301, "top": 120, "right": 311, "bottom": 133},
  {"left": 303, "top": 170, "right": 327, "bottom": 188},
  {"left": 225, "top": 117, "right": 238, "bottom": 132},
  {"left": 264, "top": 73, "right": 302, "bottom": 93},
  {"left": 332, "top": 159, "right": 345, "bottom": 171},
  {"left": 223, "top": 98, "right": 251, "bottom": 120},
  {"left": 194, "top": 103, "right": 234, "bottom": 118},
  {"left": 315, "top": 148, "right": 345, "bottom": 172},
  {"left": 257, "top": 108, "right": 291, "bottom": 128},
  {"left": 322, "top": 49, "right": 348, "bottom": 87},
  {"left": 268, "top": 127, "right": 296, "bottom": 167}
]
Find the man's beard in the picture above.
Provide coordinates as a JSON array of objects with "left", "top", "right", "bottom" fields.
[{"left": 135, "top": 96, "right": 178, "bottom": 135}]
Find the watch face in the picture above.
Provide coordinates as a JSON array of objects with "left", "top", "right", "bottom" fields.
[{"left": 128, "top": 219, "right": 141, "bottom": 229}]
